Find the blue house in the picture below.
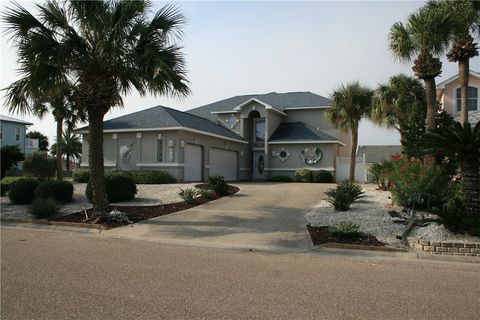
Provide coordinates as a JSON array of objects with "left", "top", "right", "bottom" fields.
[{"left": 1, "top": 115, "right": 39, "bottom": 170}]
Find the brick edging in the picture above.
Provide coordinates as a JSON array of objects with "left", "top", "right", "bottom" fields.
[{"left": 408, "top": 237, "right": 480, "bottom": 257}]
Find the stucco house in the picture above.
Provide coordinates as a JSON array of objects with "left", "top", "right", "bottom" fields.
[
  {"left": 436, "top": 70, "right": 480, "bottom": 124},
  {"left": 78, "top": 92, "right": 352, "bottom": 181}
]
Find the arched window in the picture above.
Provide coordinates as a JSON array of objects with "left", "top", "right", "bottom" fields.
[{"left": 456, "top": 86, "right": 478, "bottom": 111}]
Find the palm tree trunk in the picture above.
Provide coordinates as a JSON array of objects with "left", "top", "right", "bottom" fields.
[
  {"left": 459, "top": 58, "right": 469, "bottom": 126},
  {"left": 55, "top": 116, "right": 63, "bottom": 181},
  {"left": 424, "top": 77, "right": 437, "bottom": 132},
  {"left": 88, "top": 110, "right": 108, "bottom": 215},
  {"left": 461, "top": 154, "right": 480, "bottom": 217},
  {"left": 349, "top": 129, "right": 358, "bottom": 182},
  {"left": 66, "top": 154, "right": 70, "bottom": 171}
]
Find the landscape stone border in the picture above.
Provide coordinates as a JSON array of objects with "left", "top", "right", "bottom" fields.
[{"left": 408, "top": 237, "right": 480, "bottom": 257}]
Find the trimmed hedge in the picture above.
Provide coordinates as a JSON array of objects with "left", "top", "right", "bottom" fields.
[
  {"left": 35, "top": 180, "right": 74, "bottom": 203},
  {"left": 314, "top": 170, "right": 334, "bottom": 183},
  {"left": 267, "top": 175, "right": 294, "bottom": 182},
  {"left": 8, "top": 179, "right": 39, "bottom": 204},
  {"left": 294, "top": 169, "right": 313, "bottom": 183},
  {"left": 126, "top": 170, "right": 175, "bottom": 184},
  {"left": 86, "top": 171, "right": 137, "bottom": 203},
  {"left": 72, "top": 169, "right": 90, "bottom": 183}
]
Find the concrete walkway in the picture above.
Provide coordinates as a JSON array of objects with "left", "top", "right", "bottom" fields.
[{"left": 105, "top": 182, "right": 333, "bottom": 251}]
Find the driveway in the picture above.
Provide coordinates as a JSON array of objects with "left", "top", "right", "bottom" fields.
[{"left": 105, "top": 182, "right": 332, "bottom": 251}]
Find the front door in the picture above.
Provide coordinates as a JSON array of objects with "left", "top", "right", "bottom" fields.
[{"left": 252, "top": 151, "right": 266, "bottom": 180}]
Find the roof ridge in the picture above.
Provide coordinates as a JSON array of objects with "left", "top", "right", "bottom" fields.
[{"left": 164, "top": 106, "right": 221, "bottom": 124}]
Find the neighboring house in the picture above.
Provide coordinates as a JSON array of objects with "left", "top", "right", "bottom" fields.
[
  {"left": 78, "top": 92, "right": 352, "bottom": 181},
  {"left": 436, "top": 70, "right": 480, "bottom": 125},
  {"left": 357, "top": 145, "right": 403, "bottom": 181},
  {"left": 0, "top": 115, "right": 38, "bottom": 155}
]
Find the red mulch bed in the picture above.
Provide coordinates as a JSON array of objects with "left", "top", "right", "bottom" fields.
[
  {"left": 53, "top": 185, "right": 239, "bottom": 229},
  {"left": 306, "top": 225, "right": 385, "bottom": 247}
]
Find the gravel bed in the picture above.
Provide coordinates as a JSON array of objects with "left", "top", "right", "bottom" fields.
[
  {"left": 305, "top": 184, "right": 480, "bottom": 247},
  {"left": 1, "top": 182, "right": 199, "bottom": 219}
]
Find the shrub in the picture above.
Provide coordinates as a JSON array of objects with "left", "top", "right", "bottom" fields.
[
  {"left": 434, "top": 198, "right": 480, "bottom": 237},
  {"left": 178, "top": 188, "right": 198, "bottom": 204},
  {"left": 388, "top": 156, "right": 451, "bottom": 209},
  {"left": 86, "top": 171, "right": 136, "bottom": 203},
  {"left": 328, "top": 221, "right": 360, "bottom": 238},
  {"left": 369, "top": 160, "right": 394, "bottom": 191},
  {"left": 198, "top": 188, "right": 215, "bottom": 200},
  {"left": 72, "top": 169, "right": 90, "bottom": 183},
  {"left": 1, "top": 177, "right": 27, "bottom": 196},
  {"left": 294, "top": 168, "right": 313, "bottom": 182},
  {"left": 126, "top": 170, "right": 175, "bottom": 184},
  {"left": 30, "top": 198, "right": 62, "bottom": 219},
  {"left": 23, "top": 152, "right": 56, "bottom": 180},
  {"left": 0, "top": 183, "right": 6, "bottom": 196},
  {"left": 206, "top": 175, "right": 229, "bottom": 196},
  {"left": 314, "top": 170, "right": 334, "bottom": 183},
  {"left": 267, "top": 175, "right": 294, "bottom": 182},
  {"left": 1, "top": 145, "right": 25, "bottom": 179},
  {"left": 8, "top": 179, "right": 39, "bottom": 204},
  {"left": 325, "top": 181, "right": 364, "bottom": 211},
  {"left": 35, "top": 180, "right": 74, "bottom": 203}
]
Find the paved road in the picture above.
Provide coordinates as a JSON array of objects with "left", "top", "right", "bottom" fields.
[
  {"left": 2, "top": 227, "right": 479, "bottom": 320},
  {"left": 105, "top": 182, "right": 332, "bottom": 251}
]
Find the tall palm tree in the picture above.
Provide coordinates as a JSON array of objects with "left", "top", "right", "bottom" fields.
[
  {"left": 422, "top": 121, "right": 480, "bottom": 217},
  {"left": 371, "top": 74, "right": 426, "bottom": 143},
  {"left": 389, "top": 4, "right": 454, "bottom": 132},
  {"left": 327, "top": 82, "right": 373, "bottom": 182},
  {"left": 50, "top": 130, "right": 82, "bottom": 171},
  {"left": 3, "top": 1, "right": 189, "bottom": 215}
]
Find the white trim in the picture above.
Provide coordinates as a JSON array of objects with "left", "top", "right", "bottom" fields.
[
  {"left": 436, "top": 70, "right": 480, "bottom": 89},
  {"left": 268, "top": 140, "right": 346, "bottom": 146},
  {"left": 265, "top": 167, "right": 335, "bottom": 172},
  {"left": 211, "top": 110, "right": 240, "bottom": 114},
  {"left": 239, "top": 167, "right": 251, "bottom": 171},
  {"left": 80, "top": 163, "right": 116, "bottom": 167},
  {"left": 453, "top": 85, "right": 479, "bottom": 113},
  {"left": 283, "top": 106, "right": 330, "bottom": 110},
  {"left": 232, "top": 97, "right": 287, "bottom": 116},
  {"left": 136, "top": 163, "right": 184, "bottom": 167},
  {"left": 77, "top": 126, "right": 248, "bottom": 144}
]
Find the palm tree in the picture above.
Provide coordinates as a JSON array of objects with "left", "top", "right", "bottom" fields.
[
  {"left": 433, "top": 0, "right": 479, "bottom": 126},
  {"left": 3, "top": 1, "right": 189, "bottom": 215},
  {"left": 389, "top": 4, "right": 454, "bottom": 132},
  {"left": 50, "top": 130, "right": 82, "bottom": 171},
  {"left": 371, "top": 74, "right": 426, "bottom": 143},
  {"left": 422, "top": 121, "right": 480, "bottom": 217},
  {"left": 327, "top": 82, "right": 373, "bottom": 182}
]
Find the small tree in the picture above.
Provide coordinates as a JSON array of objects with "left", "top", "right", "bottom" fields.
[
  {"left": 50, "top": 130, "right": 82, "bottom": 171},
  {"left": 26, "top": 131, "right": 49, "bottom": 151},
  {"left": 23, "top": 152, "right": 56, "bottom": 181},
  {"left": 0, "top": 145, "right": 24, "bottom": 179}
]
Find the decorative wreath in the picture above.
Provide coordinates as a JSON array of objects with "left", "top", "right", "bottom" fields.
[{"left": 300, "top": 147, "right": 323, "bottom": 165}]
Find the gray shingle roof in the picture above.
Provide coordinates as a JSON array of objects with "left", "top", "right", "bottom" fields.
[
  {"left": 78, "top": 106, "right": 245, "bottom": 141},
  {"left": 356, "top": 145, "right": 403, "bottom": 164},
  {"left": 188, "top": 92, "right": 331, "bottom": 121},
  {"left": 269, "top": 122, "right": 339, "bottom": 142}
]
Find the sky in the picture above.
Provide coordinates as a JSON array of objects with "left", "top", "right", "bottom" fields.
[{"left": 1, "top": 0, "right": 479, "bottom": 146}]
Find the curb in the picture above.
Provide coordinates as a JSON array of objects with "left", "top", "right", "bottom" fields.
[
  {"left": 1, "top": 217, "right": 106, "bottom": 230},
  {"left": 320, "top": 242, "right": 408, "bottom": 253}
]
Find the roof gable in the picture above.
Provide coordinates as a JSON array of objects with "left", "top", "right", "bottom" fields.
[
  {"left": 436, "top": 70, "right": 480, "bottom": 89},
  {"left": 0, "top": 115, "right": 33, "bottom": 125}
]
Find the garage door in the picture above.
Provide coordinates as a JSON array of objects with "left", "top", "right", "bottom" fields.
[
  {"left": 184, "top": 144, "right": 202, "bottom": 182},
  {"left": 209, "top": 148, "right": 237, "bottom": 181}
]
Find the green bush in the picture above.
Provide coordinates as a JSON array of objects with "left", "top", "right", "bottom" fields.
[
  {"left": 86, "top": 171, "right": 137, "bottom": 203},
  {"left": 294, "top": 168, "right": 313, "bottom": 182},
  {"left": 369, "top": 160, "right": 394, "bottom": 191},
  {"left": 206, "top": 175, "right": 229, "bottom": 196},
  {"left": 328, "top": 221, "right": 360, "bottom": 238},
  {"left": 267, "top": 175, "right": 294, "bottom": 182},
  {"left": 1, "top": 145, "right": 25, "bottom": 179},
  {"left": 8, "top": 179, "right": 39, "bottom": 204},
  {"left": 1, "top": 177, "right": 27, "bottom": 196},
  {"left": 198, "top": 188, "right": 215, "bottom": 200},
  {"left": 325, "top": 181, "right": 364, "bottom": 211},
  {"left": 126, "top": 170, "right": 175, "bottom": 184},
  {"left": 388, "top": 156, "right": 451, "bottom": 209},
  {"left": 178, "top": 188, "right": 198, "bottom": 204},
  {"left": 23, "top": 152, "right": 56, "bottom": 180},
  {"left": 434, "top": 198, "right": 480, "bottom": 237},
  {"left": 30, "top": 198, "right": 62, "bottom": 219},
  {"left": 35, "top": 180, "right": 74, "bottom": 203},
  {"left": 72, "top": 169, "right": 90, "bottom": 183},
  {"left": 314, "top": 170, "right": 334, "bottom": 183}
]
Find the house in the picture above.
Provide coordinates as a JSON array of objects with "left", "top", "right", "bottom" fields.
[
  {"left": 78, "top": 92, "right": 352, "bottom": 181},
  {"left": 356, "top": 145, "right": 402, "bottom": 181},
  {"left": 0, "top": 115, "right": 38, "bottom": 155},
  {"left": 436, "top": 70, "right": 480, "bottom": 124}
]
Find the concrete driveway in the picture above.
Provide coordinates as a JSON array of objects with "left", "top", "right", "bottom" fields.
[{"left": 105, "top": 182, "right": 332, "bottom": 251}]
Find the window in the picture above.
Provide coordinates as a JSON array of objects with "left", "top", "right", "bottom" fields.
[
  {"left": 15, "top": 127, "right": 20, "bottom": 141},
  {"left": 254, "top": 120, "right": 265, "bottom": 142},
  {"left": 157, "top": 140, "right": 163, "bottom": 162},
  {"left": 456, "top": 87, "right": 478, "bottom": 111}
]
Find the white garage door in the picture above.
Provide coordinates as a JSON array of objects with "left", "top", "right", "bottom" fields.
[
  {"left": 184, "top": 144, "right": 202, "bottom": 182},
  {"left": 209, "top": 148, "right": 237, "bottom": 181}
]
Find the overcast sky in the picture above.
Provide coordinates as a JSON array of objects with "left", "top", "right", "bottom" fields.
[{"left": 1, "top": 1, "right": 479, "bottom": 146}]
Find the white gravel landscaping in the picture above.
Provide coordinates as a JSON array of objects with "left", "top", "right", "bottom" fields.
[
  {"left": 1, "top": 182, "right": 199, "bottom": 219},
  {"left": 305, "top": 184, "right": 480, "bottom": 248}
]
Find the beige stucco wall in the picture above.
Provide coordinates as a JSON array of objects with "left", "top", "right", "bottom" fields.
[{"left": 440, "top": 74, "right": 480, "bottom": 115}]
